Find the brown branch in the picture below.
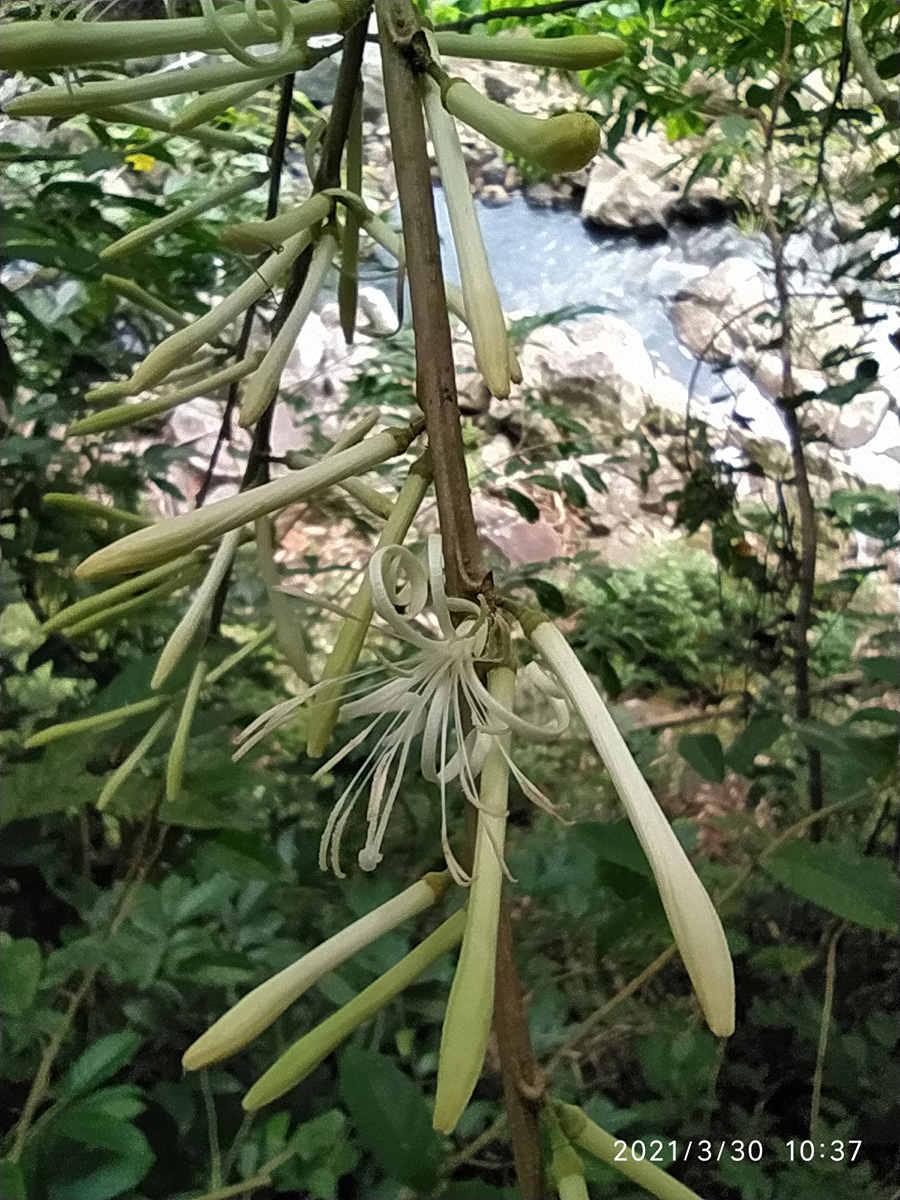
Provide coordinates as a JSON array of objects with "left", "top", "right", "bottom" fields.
[
  {"left": 247, "top": 10, "right": 371, "bottom": 487},
  {"left": 377, "top": 0, "right": 486, "bottom": 602},
  {"left": 846, "top": 5, "right": 900, "bottom": 123},
  {"left": 758, "top": 2, "right": 825, "bottom": 830},
  {"left": 436, "top": 0, "right": 597, "bottom": 33},
  {"left": 378, "top": 6, "right": 545, "bottom": 1194},
  {"left": 196, "top": 72, "right": 296, "bottom": 510}
]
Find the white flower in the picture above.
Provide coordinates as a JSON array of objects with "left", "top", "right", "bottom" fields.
[{"left": 235, "top": 537, "right": 568, "bottom": 883}]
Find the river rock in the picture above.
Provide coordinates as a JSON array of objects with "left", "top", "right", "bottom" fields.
[
  {"left": 511, "top": 313, "right": 660, "bottom": 433},
  {"left": 581, "top": 130, "right": 725, "bottom": 236},
  {"left": 671, "top": 256, "right": 895, "bottom": 450}
]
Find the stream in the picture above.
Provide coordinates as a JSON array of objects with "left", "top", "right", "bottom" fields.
[{"left": 387, "top": 190, "right": 899, "bottom": 489}]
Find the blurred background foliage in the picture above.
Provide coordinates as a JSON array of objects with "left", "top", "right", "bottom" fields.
[{"left": 1, "top": 1, "right": 898, "bottom": 1198}]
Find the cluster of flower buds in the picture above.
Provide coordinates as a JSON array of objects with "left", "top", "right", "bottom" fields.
[{"left": 7, "top": 0, "right": 733, "bottom": 1172}]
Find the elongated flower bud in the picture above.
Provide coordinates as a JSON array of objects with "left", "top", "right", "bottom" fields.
[
  {"left": 184, "top": 871, "right": 449, "bottom": 1071},
  {"left": 165, "top": 658, "right": 207, "bottom": 802},
  {"left": 306, "top": 453, "right": 432, "bottom": 757},
  {"left": 239, "top": 230, "right": 337, "bottom": 427},
  {"left": 63, "top": 573, "right": 199, "bottom": 638},
  {"left": 171, "top": 79, "right": 273, "bottom": 133},
  {"left": 75, "top": 423, "right": 422, "bottom": 580},
  {"left": 556, "top": 1103, "right": 702, "bottom": 1200},
  {"left": 528, "top": 618, "right": 734, "bottom": 1037},
  {"left": 127, "top": 231, "right": 310, "bottom": 392},
  {"left": 69, "top": 355, "right": 263, "bottom": 437},
  {"left": 221, "top": 193, "right": 333, "bottom": 256},
  {"left": 435, "top": 32, "right": 625, "bottom": 71},
  {"left": 442, "top": 79, "right": 601, "bottom": 174},
  {"left": 101, "top": 173, "right": 265, "bottom": 262},
  {"left": 97, "top": 710, "right": 173, "bottom": 813},
  {"left": 152, "top": 529, "right": 242, "bottom": 690},
  {"left": 42, "top": 493, "right": 150, "bottom": 530},
  {"left": 103, "top": 275, "right": 189, "bottom": 330},
  {"left": 85, "top": 354, "right": 220, "bottom": 406},
  {"left": 41, "top": 556, "right": 198, "bottom": 636},
  {"left": 6, "top": 48, "right": 312, "bottom": 119},
  {"left": 544, "top": 1105, "right": 590, "bottom": 1200},
  {"left": 25, "top": 696, "right": 167, "bottom": 750},
  {"left": 433, "top": 666, "right": 515, "bottom": 1134},
  {"left": 0, "top": 2, "right": 359, "bottom": 71},
  {"left": 243, "top": 908, "right": 466, "bottom": 1110},
  {"left": 94, "top": 105, "right": 252, "bottom": 154},
  {"left": 422, "top": 44, "right": 510, "bottom": 399},
  {"left": 283, "top": 453, "right": 394, "bottom": 519}
]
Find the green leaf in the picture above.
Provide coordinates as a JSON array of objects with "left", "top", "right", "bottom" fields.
[
  {"left": 678, "top": 732, "right": 726, "bottom": 782},
  {"left": 0, "top": 1159, "right": 26, "bottom": 1200},
  {"left": 0, "top": 935, "right": 42, "bottom": 1015},
  {"left": 859, "top": 656, "right": 900, "bottom": 686},
  {"left": 561, "top": 475, "right": 588, "bottom": 508},
  {"left": 719, "top": 114, "right": 752, "bottom": 143},
  {"left": 725, "top": 716, "right": 785, "bottom": 776},
  {"left": 763, "top": 841, "right": 899, "bottom": 932},
  {"left": 44, "top": 1117, "right": 154, "bottom": 1200},
  {"left": 338, "top": 1047, "right": 442, "bottom": 1190},
  {"left": 57, "top": 1031, "right": 142, "bottom": 1101},
  {"left": 504, "top": 487, "right": 539, "bottom": 523},
  {"left": 528, "top": 579, "right": 567, "bottom": 616},
  {"left": 580, "top": 464, "right": 607, "bottom": 493}
]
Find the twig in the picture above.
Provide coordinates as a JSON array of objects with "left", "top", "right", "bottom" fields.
[
  {"left": 195, "top": 73, "right": 296, "bottom": 510},
  {"left": 757, "top": 1, "right": 825, "bottom": 832},
  {"left": 378, "top": 6, "right": 545, "bottom": 1194},
  {"left": 810, "top": 925, "right": 844, "bottom": 1136},
  {"left": 8, "top": 816, "right": 165, "bottom": 1161},
  {"left": 846, "top": 5, "right": 900, "bottom": 121},
  {"left": 436, "top": 0, "right": 598, "bottom": 33}
]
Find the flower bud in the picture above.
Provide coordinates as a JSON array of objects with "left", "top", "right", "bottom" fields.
[
  {"left": 306, "top": 453, "right": 432, "bottom": 757},
  {"left": 221, "top": 193, "right": 333, "bottom": 256},
  {"left": 0, "top": 2, "right": 359, "bottom": 71},
  {"left": 184, "top": 872, "right": 449, "bottom": 1071},
  {"left": 74, "top": 425, "right": 421, "bottom": 580},
  {"left": 556, "top": 1103, "right": 702, "bottom": 1200},
  {"left": 239, "top": 231, "right": 337, "bottom": 427},
  {"left": 242, "top": 908, "right": 466, "bottom": 1110},
  {"left": 433, "top": 667, "right": 515, "bottom": 1134},
  {"left": 442, "top": 79, "right": 601, "bottom": 174},
  {"left": 528, "top": 619, "right": 734, "bottom": 1038},
  {"left": 68, "top": 355, "right": 262, "bottom": 437},
  {"left": 5, "top": 49, "right": 312, "bottom": 118},
  {"left": 101, "top": 173, "right": 266, "bottom": 262},
  {"left": 435, "top": 32, "right": 625, "bottom": 71},
  {"left": 126, "top": 231, "right": 310, "bottom": 392}
]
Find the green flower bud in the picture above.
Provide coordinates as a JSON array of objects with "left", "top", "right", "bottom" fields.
[
  {"left": 101, "top": 173, "right": 266, "bottom": 262},
  {"left": 433, "top": 666, "right": 515, "bottom": 1134},
  {"left": 183, "top": 872, "right": 449, "bottom": 1071},
  {"left": 221, "top": 193, "right": 333, "bottom": 256},
  {"left": 242, "top": 909, "right": 466, "bottom": 1110},
  {"left": 74, "top": 424, "right": 422, "bottom": 580},
  {"left": 442, "top": 79, "right": 601, "bottom": 174},
  {"left": 435, "top": 32, "right": 625, "bottom": 71},
  {"left": 0, "top": 2, "right": 360, "bottom": 71}
]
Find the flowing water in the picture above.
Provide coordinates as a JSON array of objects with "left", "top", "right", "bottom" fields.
[{"left": 400, "top": 190, "right": 898, "bottom": 489}]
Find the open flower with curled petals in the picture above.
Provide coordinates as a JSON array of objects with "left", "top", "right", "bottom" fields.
[{"left": 235, "top": 536, "right": 568, "bottom": 883}]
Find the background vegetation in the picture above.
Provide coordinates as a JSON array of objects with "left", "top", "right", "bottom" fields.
[{"left": 1, "top": 1, "right": 898, "bottom": 1198}]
